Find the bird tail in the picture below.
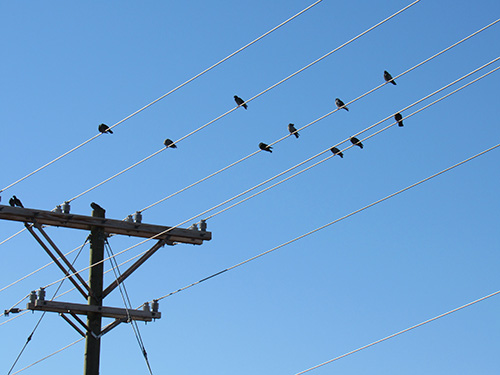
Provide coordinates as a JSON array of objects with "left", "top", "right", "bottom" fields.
[
  {"left": 344, "top": 107, "right": 349, "bottom": 111},
  {"left": 243, "top": 104, "right": 248, "bottom": 109},
  {"left": 391, "top": 80, "right": 397, "bottom": 85},
  {"left": 108, "top": 129, "right": 113, "bottom": 134},
  {"left": 359, "top": 144, "right": 364, "bottom": 149},
  {"left": 339, "top": 153, "right": 344, "bottom": 158},
  {"left": 398, "top": 121, "right": 404, "bottom": 127},
  {"left": 294, "top": 132, "right": 299, "bottom": 138}
]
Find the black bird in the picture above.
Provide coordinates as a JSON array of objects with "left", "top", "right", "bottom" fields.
[
  {"left": 384, "top": 70, "right": 397, "bottom": 85},
  {"left": 90, "top": 202, "right": 105, "bottom": 212},
  {"left": 288, "top": 123, "right": 299, "bottom": 138},
  {"left": 164, "top": 139, "right": 177, "bottom": 148},
  {"left": 259, "top": 142, "right": 272, "bottom": 153},
  {"left": 98, "top": 123, "right": 113, "bottom": 134},
  {"left": 330, "top": 147, "right": 343, "bottom": 158},
  {"left": 394, "top": 113, "right": 404, "bottom": 127},
  {"left": 234, "top": 95, "right": 247, "bottom": 109},
  {"left": 9, "top": 195, "right": 24, "bottom": 208},
  {"left": 350, "top": 137, "right": 363, "bottom": 149},
  {"left": 335, "top": 98, "right": 349, "bottom": 111}
]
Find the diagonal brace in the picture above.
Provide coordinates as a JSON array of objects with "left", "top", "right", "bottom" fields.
[
  {"left": 24, "top": 223, "right": 88, "bottom": 299},
  {"left": 102, "top": 239, "right": 166, "bottom": 298},
  {"left": 60, "top": 313, "right": 86, "bottom": 337},
  {"left": 99, "top": 318, "right": 127, "bottom": 338},
  {"left": 34, "top": 222, "right": 90, "bottom": 293}
]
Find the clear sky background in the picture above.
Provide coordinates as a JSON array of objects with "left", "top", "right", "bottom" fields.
[{"left": 1, "top": 1, "right": 499, "bottom": 374}]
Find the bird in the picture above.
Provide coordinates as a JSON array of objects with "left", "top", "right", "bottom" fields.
[
  {"left": 90, "top": 202, "right": 105, "bottom": 212},
  {"left": 384, "top": 70, "right": 397, "bottom": 85},
  {"left": 330, "top": 147, "right": 343, "bottom": 158},
  {"left": 164, "top": 139, "right": 177, "bottom": 148},
  {"left": 98, "top": 123, "right": 113, "bottom": 134},
  {"left": 335, "top": 98, "right": 349, "bottom": 111},
  {"left": 350, "top": 137, "right": 363, "bottom": 149},
  {"left": 259, "top": 142, "right": 272, "bottom": 153},
  {"left": 234, "top": 95, "right": 247, "bottom": 109},
  {"left": 394, "top": 113, "right": 404, "bottom": 127},
  {"left": 9, "top": 195, "right": 24, "bottom": 208},
  {"left": 288, "top": 123, "right": 299, "bottom": 138}
]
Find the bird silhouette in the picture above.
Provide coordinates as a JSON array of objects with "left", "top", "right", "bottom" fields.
[
  {"left": 259, "top": 142, "right": 272, "bottom": 153},
  {"left": 394, "top": 113, "right": 404, "bottom": 127},
  {"left": 90, "top": 202, "right": 105, "bottom": 212},
  {"left": 384, "top": 70, "right": 397, "bottom": 85},
  {"left": 330, "top": 147, "right": 343, "bottom": 158},
  {"left": 288, "top": 123, "right": 299, "bottom": 138},
  {"left": 350, "top": 137, "right": 363, "bottom": 149},
  {"left": 164, "top": 139, "right": 177, "bottom": 148},
  {"left": 98, "top": 123, "right": 113, "bottom": 134},
  {"left": 9, "top": 195, "right": 24, "bottom": 208},
  {"left": 234, "top": 95, "right": 247, "bottom": 109},
  {"left": 335, "top": 98, "right": 349, "bottom": 111}
]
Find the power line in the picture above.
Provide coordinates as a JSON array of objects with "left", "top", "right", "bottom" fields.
[
  {"left": 4, "top": 59, "right": 498, "bottom": 308},
  {"left": 294, "top": 289, "right": 500, "bottom": 374},
  {"left": 137, "top": 18, "right": 499, "bottom": 215},
  {"left": 10, "top": 338, "right": 85, "bottom": 375},
  {"left": 0, "top": 0, "right": 323, "bottom": 195},
  {"left": 61, "top": 0, "right": 422, "bottom": 206},
  {"left": 154, "top": 142, "right": 500, "bottom": 301},
  {"left": 203, "top": 60, "right": 500, "bottom": 220}
]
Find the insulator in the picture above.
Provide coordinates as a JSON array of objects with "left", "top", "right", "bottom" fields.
[
  {"left": 200, "top": 219, "right": 207, "bottom": 232},
  {"left": 124, "top": 215, "right": 134, "bottom": 222},
  {"left": 134, "top": 211, "right": 142, "bottom": 223},
  {"left": 188, "top": 223, "right": 198, "bottom": 231},
  {"left": 30, "top": 290, "right": 37, "bottom": 304},
  {"left": 62, "top": 201, "right": 70, "bottom": 214},
  {"left": 37, "top": 288, "right": 46, "bottom": 301},
  {"left": 53, "top": 205, "right": 63, "bottom": 213},
  {"left": 151, "top": 300, "right": 159, "bottom": 312},
  {"left": 143, "top": 302, "right": 150, "bottom": 312}
]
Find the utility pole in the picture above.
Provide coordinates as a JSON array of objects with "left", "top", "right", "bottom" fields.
[
  {"left": 0, "top": 203, "right": 211, "bottom": 374},
  {"left": 84, "top": 204, "right": 105, "bottom": 375}
]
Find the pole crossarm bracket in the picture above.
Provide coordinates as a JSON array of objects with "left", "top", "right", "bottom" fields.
[
  {"left": 27, "top": 300, "right": 161, "bottom": 322},
  {"left": 0, "top": 205, "right": 212, "bottom": 245},
  {"left": 103, "top": 239, "right": 166, "bottom": 298},
  {"left": 23, "top": 223, "right": 89, "bottom": 299}
]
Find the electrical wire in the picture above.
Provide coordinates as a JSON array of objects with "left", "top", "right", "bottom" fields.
[
  {"left": 203, "top": 61, "right": 500, "bottom": 220},
  {"left": 0, "top": 0, "right": 323, "bottom": 195},
  {"left": 0, "top": 227, "right": 27, "bottom": 246},
  {"left": 10, "top": 338, "right": 85, "bottom": 375},
  {"left": 137, "top": 18, "right": 499, "bottom": 214},
  {"left": 5, "top": 58, "right": 499, "bottom": 308},
  {"left": 61, "top": 0, "right": 422, "bottom": 205},
  {"left": 155, "top": 142, "right": 500, "bottom": 301},
  {"left": 294, "top": 289, "right": 500, "bottom": 374},
  {"left": 104, "top": 240, "right": 154, "bottom": 375}
]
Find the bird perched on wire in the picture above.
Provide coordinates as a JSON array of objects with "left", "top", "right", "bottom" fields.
[
  {"left": 234, "top": 95, "right": 247, "bottom": 109},
  {"left": 98, "top": 123, "right": 113, "bottom": 134},
  {"left": 90, "top": 202, "right": 105, "bottom": 212},
  {"left": 350, "top": 137, "right": 363, "bottom": 149},
  {"left": 288, "top": 123, "right": 299, "bottom": 138},
  {"left": 259, "top": 142, "right": 272, "bottom": 153},
  {"left": 9, "top": 195, "right": 24, "bottom": 208},
  {"left": 394, "top": 113, "right": 404, "bottom": 127},
  {"left": 384, "top": 70, "right": 397, "bottom": 85},
  {"left": 335, "top": 98, "right": 349, "bottom": 111},
  {"left": 164, "top": 139, "right": 177, "bottom": 148},
  {"left": 330, "top": 147, "right": 343, "bottom": 158}
]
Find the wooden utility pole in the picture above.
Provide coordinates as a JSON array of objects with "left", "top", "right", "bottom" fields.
[
  {"left": 0, "top": 203, "right": 211, "bottom": 374},
  {"left": 84, "top": 204, "right": 105, "bottom": 375}
]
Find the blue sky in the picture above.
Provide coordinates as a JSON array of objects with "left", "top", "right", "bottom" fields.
[{"left": 1, "top": 1, "right": 499, "bottom": 374}]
